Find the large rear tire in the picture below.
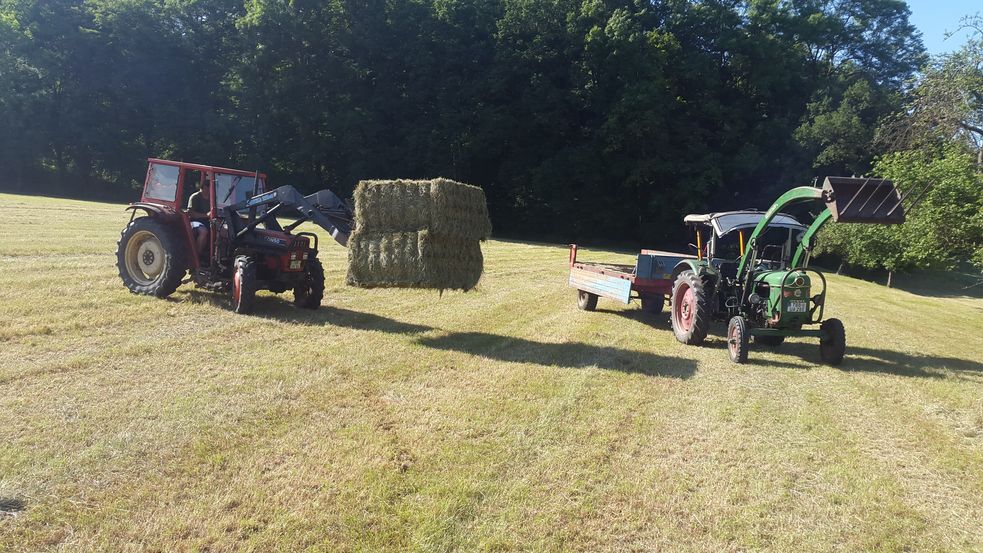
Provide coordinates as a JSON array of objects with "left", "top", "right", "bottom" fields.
[
  {"left": 577, "top": 290, "right": 598, "bottom": 311},
  {"left": 294, "top": 258, "right": 325, "bottom": 310},
  {"left": 232, "top": 256, "right": 257, "bottom": 315},
  {"left": 727, "top": 316, "right": 750, "bottom": 364},
  {"left": 116, "top": 217, "right": 186, "bottom": 298},
  {"left": 670, "top": 271, "right": 710, "bottom": 345},
  {"left": 819, "top": 318, "right": 846, "bottom": 366}
]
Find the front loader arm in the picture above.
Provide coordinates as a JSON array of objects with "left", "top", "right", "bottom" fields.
[
  {"left": 790, "top": 209, "right": 833, "bottom": 268},
  {"left": 229, "top": 185, "right": 354, "bottom": 247},
  {"left": 736, "top": 186, "right": 823, "bottom": 279}
]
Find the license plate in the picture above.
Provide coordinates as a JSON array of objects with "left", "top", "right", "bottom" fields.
[
  {"left": 787, "top": 300, "right": 808, "bottom": 313},
  {"left": 289, "top": 260, "right": 302, "bottom": 270}
]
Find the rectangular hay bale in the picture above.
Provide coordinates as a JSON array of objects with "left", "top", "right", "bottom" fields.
[
  {"left": 353, "top": 178, "right": 492, "bottom": 240},
  {"left": 346, "top": 231, "right": 484, "bottom": 291}
]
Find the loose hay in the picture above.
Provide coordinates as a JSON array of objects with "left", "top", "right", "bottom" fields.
[{"left": 347, "top": 178, "right": 490, "bottom": 291}]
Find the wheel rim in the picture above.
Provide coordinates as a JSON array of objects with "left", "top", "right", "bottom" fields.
[
  {"left": 674, "top": 284, "right": 695, "bottom": 332},
  {"left": 728, "top": 324, "right": 740, "bottom": 357},
  {"left": 124, "top": 230, "right": 165, "bottom": 286},
  {"left": 233, "top": 266, "right": 242, "bottom": 306}
]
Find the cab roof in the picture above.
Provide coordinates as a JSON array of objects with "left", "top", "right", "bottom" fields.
[{"left": 683, "top": 210, "right": 806, "bottom": 237}]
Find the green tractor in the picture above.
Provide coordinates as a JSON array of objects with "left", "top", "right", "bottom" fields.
[{"left": 668, "top": 177, "right": 910, "bottom": 365}]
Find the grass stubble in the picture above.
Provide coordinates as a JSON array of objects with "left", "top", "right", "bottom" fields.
[{"left": 0, "top": 193, "right": 981, "bottom": 551}]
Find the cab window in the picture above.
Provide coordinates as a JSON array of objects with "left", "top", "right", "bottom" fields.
[
  {"left": 144, "top": 164, "right": 179, "bottom": 202},
  {"left": 215, "top": 174, "right": 257, "bottom": 208}
]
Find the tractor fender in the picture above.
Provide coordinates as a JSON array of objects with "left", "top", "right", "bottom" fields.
[
  {"left": 670, "top": 259, "right": 715, "bottom": 283},
  {"left": 125, "top": 202, "right": 178, "bottom": 217},
  {"left": 124, "top": 203, "right": 199, "bottom": 270}
]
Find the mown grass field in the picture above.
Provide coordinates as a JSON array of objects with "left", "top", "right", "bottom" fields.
[{"left": 1, "top": 192, "right": 982, "bottom": 552}]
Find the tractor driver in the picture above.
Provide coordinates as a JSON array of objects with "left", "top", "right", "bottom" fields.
[{"left": 187, "top": 178, "right": 210, "bottom": 261}]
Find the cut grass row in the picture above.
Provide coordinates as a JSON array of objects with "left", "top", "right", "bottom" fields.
[{"left": 1, "top": 193, "right": 981, "bottom": 551}]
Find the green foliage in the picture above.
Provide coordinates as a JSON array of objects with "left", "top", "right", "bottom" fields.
[
  {"left": 0, "top": 0, "right": 927, "bottom": 244},
  {"left": 816, "top": 144, "right": 983, "bottom": 271}
]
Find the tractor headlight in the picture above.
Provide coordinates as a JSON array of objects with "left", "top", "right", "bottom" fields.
[
  {"left": 290, "top": 252, "right": 299, "bottom": 260},
  {"left": 794, "top": 276, "right": 805, "bottom": 287},
  {"left": 303, "top": 252, "right": 309, "bottom": 260}
]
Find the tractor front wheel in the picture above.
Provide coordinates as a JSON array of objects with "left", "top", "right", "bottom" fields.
[
  {"left": 727, "top": 316, "right": 750, "bottom": 364},
  {"left": 670, "top": 271, "right": 710, "bottom": 345},
  {"left": 577, "top": 290, "right": 598, "bottom": 311},
  {"left": 232, "top": 256, "right": 258, "bottom": 315},
  {"left": 640, "top": 294, "right": 665, "bottom": 315},
  {"left": 294, "top": 258, "right": 325, "bottom": 309},
  {"left": 116, "top": 217, "right": 186, "bottom": 298},
  {"left": 819, "top": 318, "right": 846, "bottom": 366}
]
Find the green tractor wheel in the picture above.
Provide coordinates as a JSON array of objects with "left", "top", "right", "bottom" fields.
[
  {"left": 727, "top": 316, "right": 750, "bottom": 364},
  {"left": 819, "top": 318, "right": 846, "bottom": 366}
]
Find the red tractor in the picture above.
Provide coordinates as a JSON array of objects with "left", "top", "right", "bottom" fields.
[{"left": 115, "top": 159, "right": 354, "bottom": 314}]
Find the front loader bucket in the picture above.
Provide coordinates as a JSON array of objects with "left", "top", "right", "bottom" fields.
[{"left": 822, "top": 176, "right": 906, "bottom": 225}]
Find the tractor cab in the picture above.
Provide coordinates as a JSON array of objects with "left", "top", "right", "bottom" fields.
[{"left": 683, "top": 211, "right": 807, "bottom": 281}]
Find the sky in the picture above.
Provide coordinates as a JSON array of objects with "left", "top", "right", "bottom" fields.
[{"left": 905, "top": 0, "right": 980, "bottom": 55}]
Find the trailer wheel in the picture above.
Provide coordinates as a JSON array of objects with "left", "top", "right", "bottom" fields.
[
  {"left": 577, "top": 290, "right": 598, "bottom": 311},
  {"left": 670, "top": 271, "right": 710, "bottom": 345},
  {"left": 231, "top": 256, "right": 257, "bottom": 315},
  {"left": 116, "top": 217, "right": 186, "bottom": 298},
  {"left": 294, "top": 258, "right": 325, "bottom": 309},
  {"left": 727, "top": 316, "right": 750, "bottom": 364},
  {"left": 641, "top": 294, "right": 665, "bottom": 315},
  {"left": 819, "top": 318, "right": 846, "bottom": 366}
]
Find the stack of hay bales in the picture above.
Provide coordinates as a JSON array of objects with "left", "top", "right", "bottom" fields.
[{"left": 346, "top": 178, "right": 492, "bottom": 291}]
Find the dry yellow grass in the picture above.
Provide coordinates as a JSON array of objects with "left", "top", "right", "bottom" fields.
[{"left": 1, "top": 192, "right": 982, "bottom": 552}]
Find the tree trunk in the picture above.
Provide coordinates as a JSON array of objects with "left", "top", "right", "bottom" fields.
[
  {"left": 887, "top": 270, "right": 893, "bottom": 288},
  {"left": 837, "top": 262, "right": 845, "bottom": 275}
]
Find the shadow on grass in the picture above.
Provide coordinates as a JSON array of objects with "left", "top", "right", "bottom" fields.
[
  {"left": 0, "top": 497, "right": 26, "bottom": 517},
  {"left": 176, "top": 290, "right": 434, "bottom": 335},
  {"left": 259, "top": 304, "right": 435, "bottom": 334},
  {"left": 416, "top": 332, "right": 696, "bottom": 378},
  {"left": 776, "top": 342, "right": 983, "bottom": 378}
]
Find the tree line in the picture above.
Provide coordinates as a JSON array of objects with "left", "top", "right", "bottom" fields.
[{"left": 1, "top": 0, "right": 979, "bottom": 271}]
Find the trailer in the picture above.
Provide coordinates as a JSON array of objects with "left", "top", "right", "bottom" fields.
[{"left": 568, "top": 244, "right": 696, "bottom": 314}]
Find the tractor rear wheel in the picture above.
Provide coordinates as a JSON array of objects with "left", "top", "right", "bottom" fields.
[
  {"left": 819, "top": 318, "right": 846, "bottom": 366},
  {"left": 640, "top": 294, "right": 665, "bottom": 315},
  {"left": 294, "top": 258, "right": 325, "bottom": 309},
  {"left": 727, "top": 316, "right": 750, "bottom": 364},
  {"left": 577, "top": 290, "right": 598, "bottom": 311},
  {"left": 232, "top": 256, "right": 257, "bottom": 315},
  {"left": 116, "top": 217, "right": 186, "bottom": 298},
  {"left": 670, "top": 271, "right": 710, "bottom": 345}
]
